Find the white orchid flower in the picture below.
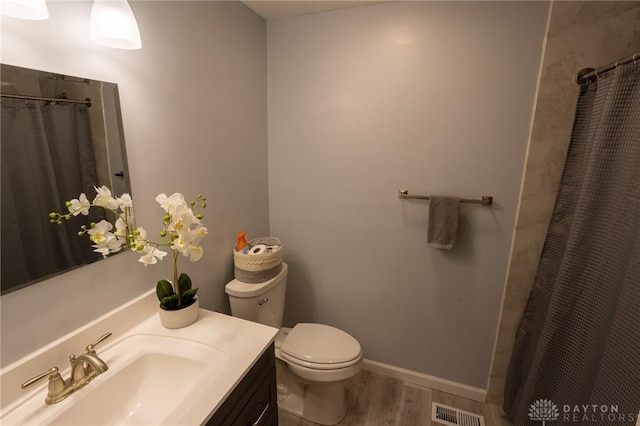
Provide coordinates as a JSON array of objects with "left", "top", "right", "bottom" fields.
[
  {"left": 138, "top": 245, "right": 168, "bottom": 266},
  {"left": 167, "top": 206, "right": 198, "bottom": 233},
  {"left": 114, "top": 217, "right": 128, "bottom": 239},
  {"left": 170, "top": 234, "right": 189, "bottom": 253},
  {"left": 184, "top": 245, "right": 203, "bottom": 262},
  {"left": 177, "top": 226, "right": 206, "bottom": 245},
  {"left": 92, "top": 245, "right": 112, "bottom": 257},
  {"left": 135, "top": 226, "right": 148, "bottom": 239},
  {"left": 88, "top": 220, "right": 122, "bottom": 257},
  {"left": 87, "top": 220, "right": 113, "bottom": 243},
  {"left": 117, "top": 193, "right": 133, "bottom": 209},
  {"left": 93, "top": 186, "right": 119, "bottom": 210},
  {"left": 193, "top": 225, "right": 208, "bottom": 244},
  {"left": 68, "top": 193, "right": 91, "bottom": 216},
  {"left": 155, "top": 193, "right": 185, "bottom": 213},
  {"left": 131, "top": 227, "right": 149, "bottom": 249},
  {"left": 104, "top": 237, "right": 123, "bottom": 254},
  {"left": 53, "top": 189, "right": 207, "bottom": 270}
]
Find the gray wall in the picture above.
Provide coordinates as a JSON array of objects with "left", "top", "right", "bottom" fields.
[
  {"left": 267, "top": 1, "right": 548, "bottom": 388},
  {"left": 1, "top": 1, "right": 268, "bottom": 366}
]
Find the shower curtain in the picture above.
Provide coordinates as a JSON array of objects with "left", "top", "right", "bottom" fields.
[
  {"left": 504, "top": 59, "right": 640, "bottom": 425},
  {"left": 1, "top": 100, "right": 104, "bottom": 292}
]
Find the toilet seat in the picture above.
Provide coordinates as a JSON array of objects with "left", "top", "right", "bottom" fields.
[{"left": 280, "top": 323, "right": 362, "bottom": 370}]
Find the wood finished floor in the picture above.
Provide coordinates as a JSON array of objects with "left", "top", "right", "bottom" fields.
[{"left": 278, "top": 370, "right": 511, "bottom": 426}]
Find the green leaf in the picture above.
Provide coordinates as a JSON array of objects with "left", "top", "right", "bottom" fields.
[
  {"left": 178, "top": 273, "right": 192, "bottom": 295},
  {"left": 156, "top": 279, "right": 174, "bottom": 301},
  {"left": 160, "top": 296, "right": 171, "bottom": 309},
  {"left": 160, "top": 294, "right": 179, "bottom": 309},
  {"left": 180, "top": 288, "right": 198, "bottom": 305}
]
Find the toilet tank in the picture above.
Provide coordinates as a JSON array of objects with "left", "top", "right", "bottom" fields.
[{"left": 225, "top": 262, "right": 288, "bottom": 328}]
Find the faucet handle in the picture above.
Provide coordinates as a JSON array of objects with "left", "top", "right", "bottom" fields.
[
  {"left": 85, "top": 331, "right": 112, "bottom": 354},
  {"left": 22, "top": 367, "right": 68, "bottom": 405},
  {"left": 22, "top": 367, "right": 63, "bottom": 389}
]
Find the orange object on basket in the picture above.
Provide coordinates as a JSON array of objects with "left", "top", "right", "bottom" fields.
[{"left": 236, "top": 231, "right": 248, "bottom": 252}]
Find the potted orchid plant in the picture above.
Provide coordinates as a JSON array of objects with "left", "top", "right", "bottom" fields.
[{"left": 49, "top": 186, "right": 207, "bottom": 327}]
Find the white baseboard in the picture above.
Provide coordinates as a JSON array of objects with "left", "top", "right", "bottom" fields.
[{"left": 363, "top": 358, "right": 487, "bottom": 403}]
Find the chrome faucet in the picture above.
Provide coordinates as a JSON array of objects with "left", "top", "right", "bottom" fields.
[{"left": 22, "top": 332, "right": 112, "bottom": 405}]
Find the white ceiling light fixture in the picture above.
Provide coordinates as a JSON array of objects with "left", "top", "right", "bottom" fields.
[
  {"left": 90, "top": 0, "right": 141, "bottom": 50},
  {"left": 0, "top": 0, "right": 49, "bottom": 20}
]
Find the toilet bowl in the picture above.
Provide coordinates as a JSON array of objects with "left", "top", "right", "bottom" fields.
[
  {"left": 225, "top": 263, "right": 363, "bottom": 425},
  {"left": 274, "top": 325, "right": 363, "bottom": 424}
]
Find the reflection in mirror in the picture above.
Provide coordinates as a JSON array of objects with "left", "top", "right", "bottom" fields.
[{"left": 1, "top": 64, "right": 132, "bottom": 294}]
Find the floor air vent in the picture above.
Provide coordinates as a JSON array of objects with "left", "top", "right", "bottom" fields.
[{"left": 432, "top": 402, "right": 485, "bottom": 426}]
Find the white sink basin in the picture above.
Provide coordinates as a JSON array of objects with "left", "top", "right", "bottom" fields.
[
  {"left": 0, "top": 291, "right": 278, "bottom": 426},
  {"left": 3, "top": 334, "right": 227, "bottom": 425}
]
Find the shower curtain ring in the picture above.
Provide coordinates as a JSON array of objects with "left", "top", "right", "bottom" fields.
[{"left": 633, "top": 53, "right": 639, "bottom": 64}]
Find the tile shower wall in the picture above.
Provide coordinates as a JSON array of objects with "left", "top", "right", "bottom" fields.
[
  {"left": 487, "top": 1, "right": 640, "bottom": 404},
  {"left": 267, "top": 1, "right": 548, "bottom": 389}
]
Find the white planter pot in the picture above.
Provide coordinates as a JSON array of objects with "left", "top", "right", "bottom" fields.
[{"left": 158, "top": 298, "right": 200, "bottom": 329}]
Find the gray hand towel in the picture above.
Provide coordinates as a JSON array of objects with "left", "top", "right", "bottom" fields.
[{"left": 427, "top": 195, "right": 461, "bottom": 249}]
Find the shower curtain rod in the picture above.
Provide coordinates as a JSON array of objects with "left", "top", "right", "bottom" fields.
[
  {"left": 1, "top": 93, "right": 92, "bottom": 107},
  {"left": 575, "top": 51, "right": 639, "bottom": 85},
  {"left": 48, "top": 74, "right": 91, "bottom": 85}
]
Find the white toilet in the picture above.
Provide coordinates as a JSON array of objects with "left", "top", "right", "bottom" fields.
[{"left": 225, "top": 262, "right": 363, "bottom": 425}]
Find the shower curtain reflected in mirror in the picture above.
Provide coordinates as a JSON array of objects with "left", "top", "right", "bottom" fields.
[
  {"left": 504, "top": 60, "right": 640, "bottom": 425},
  {"left": 1, "top": 100, "right": 106, "bottom": 292}
]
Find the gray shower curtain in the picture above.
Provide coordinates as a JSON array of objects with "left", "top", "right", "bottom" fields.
[
  {"left": 504, "top": 60, "right": 640, "bottom": 424},
  {"left": 1, "top": 100, "right": 104, "bottom": 292}
]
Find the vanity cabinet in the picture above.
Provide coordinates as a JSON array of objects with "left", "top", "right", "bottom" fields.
[{"left": 206, "top": 343, "right": 278, "bottom": 426}]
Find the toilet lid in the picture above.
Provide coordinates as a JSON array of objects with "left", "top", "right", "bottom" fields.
[{"left": 280, "top": 323, "right": 361, "bottom": 365}]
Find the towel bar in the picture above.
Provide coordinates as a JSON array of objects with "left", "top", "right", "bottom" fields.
[{"left": 398, "top": 190, "right": 493, "bottom": 206}]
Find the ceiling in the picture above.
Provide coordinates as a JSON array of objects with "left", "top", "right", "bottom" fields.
[{"left": 242, "top": 1, "right": 390, "bottom": 20}]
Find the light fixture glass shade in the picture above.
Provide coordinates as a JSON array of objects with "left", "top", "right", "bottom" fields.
[
  {"left": 90, "top": 0, "right": 141, "bottom": 50},
  {"left": 0, "top": 0, "right": 49, "bottom": 20}
]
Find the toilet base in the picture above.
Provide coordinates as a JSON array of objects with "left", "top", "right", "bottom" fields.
[
  {"left": 277, "top": 382, "right": 346, "bottom": 425},
  {"left": 276, "top": 360, "right": 347, "bottom": 425},
  {"left": 277, "top": 387, "right": 305, "bottom": 418}
]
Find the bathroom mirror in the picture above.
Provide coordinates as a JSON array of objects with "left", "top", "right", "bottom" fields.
[{"left": 1, "top": 64, "right": 132, "bottom": 295}]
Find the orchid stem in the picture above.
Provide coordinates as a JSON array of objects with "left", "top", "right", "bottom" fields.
[{"left": 173, "top": 250, "right": 180, "bottom": 306}]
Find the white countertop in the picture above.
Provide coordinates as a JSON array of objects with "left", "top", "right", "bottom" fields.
[{"left": 0, "top": 290, "right": 278, "bottom": 425}]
